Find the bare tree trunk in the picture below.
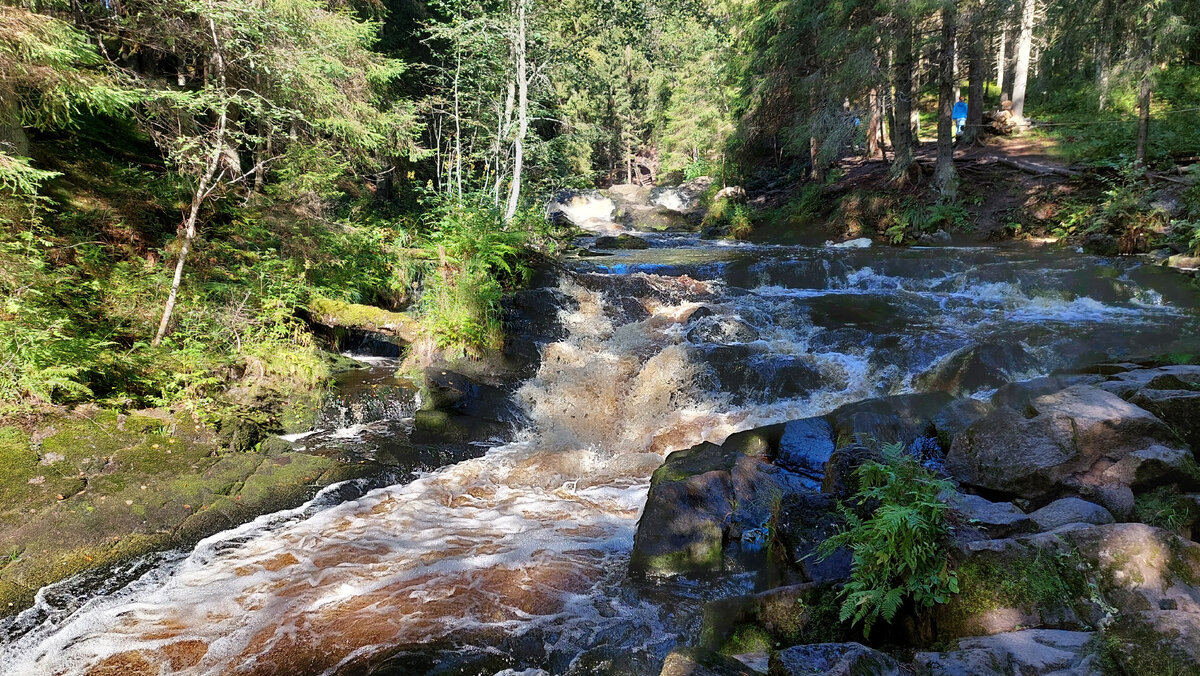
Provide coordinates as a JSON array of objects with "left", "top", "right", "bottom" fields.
[
  {"left": 891, "top": 9, "right": 916, "bottom": 181},
  {"left": 1135, "top": 9, "right": 1154, "bottom": 166},
  {"left": 1096, "top": 0, "right": 1115, "bottom": 111},
  {"left": 0, "top": 96, "right": 29, "bottom": 157},
  {"left": 935, "top": 0, "right": 959, "bottom": 200},
  {"left": 154, "top": 18, "right": 228, "bottom": 346},
  {"left": 996, "top": 17, "right": 1007, "bottom": 96},
  {"left": 503, "top": 0, "right": 528, "bottom": 223},
  {"left": 1011, "top": 0, "right": 1035, "bottom": 124},
  {"left": 867, "top": 88, "right": 881, "bottom": 158},
  {"left": 454, "top": 47, "right": 464, "bottom": 201},
  {"left": 963, "top": 0, "right": 986, "bottom": 144}
]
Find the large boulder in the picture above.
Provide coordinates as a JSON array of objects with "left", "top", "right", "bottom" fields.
[
  {"left": 659, "top": 648, "right": 759, "bottom": 676},
  {"left": 915, "top": 343, "right": 1037, "bottom": 397},
  {"left": 945, "top": 492, "right": 1036, "bottom": 539},
  {"left": 827, "top": 392, "right": 953, "bottom": 449},
  {"left": 913, "top": 630, "right": 1102, "bottom": 676},
  {"left": 629, "top": 441, "right": 808, "bottom": 577},
  {"left": 594, "top": 233, "right": 651, "bottom": 250},
  {"left": 620, "top": 204, "right": 696, "bottom": 232},
  {"left": 1129, "top": 388, "right": 1200, "bottom": 452},
  {"left": 946, "top": 385, "right": 1184, "bottom": 505},
  {"left": 769, "top": 643, "right": 900, "bottom": 676}
]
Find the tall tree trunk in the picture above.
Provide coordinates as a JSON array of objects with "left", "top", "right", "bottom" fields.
[
  {"left": 935, "top": 0, "right": 959, "bottom": 200},
  {"left": 1011, "top": 0, "right": 1035, "bottom": 124},
  {"left": 996, "top": 17, "right": 1007, "bottom": 96},
  {"left": 867, "top": 87, "right": 881, "bottom": 159},
  {"left": 1096, "top": 0, "right": 1115, "bottom": 111},
  {"left": 1135, "top": 8, "right": 1154, "bottom": 166},
  {"left": 454, "top": 45, "right": 464, "bottom": 201},
  {"left": 891, "top": 10, "right": 916, "bottom": 181},
  {"left": 154, "top": 18, "right": 228, "bottom": 346},
  {"left": 963, "top": 0, "right": 986, "bottom": 144},
  {"left": 0, "top": 95, "right": 29, "bottom": 157},
  {"left": 503, "top": 0, "right": 528, "bottom": 223}
]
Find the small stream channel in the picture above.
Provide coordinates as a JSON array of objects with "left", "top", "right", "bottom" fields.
[{"left": 3, "top": 236, "right": 1200, "bottom": 675}]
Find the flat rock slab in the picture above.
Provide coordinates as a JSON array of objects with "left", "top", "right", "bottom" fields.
[
  {"left": 770, "top": 642, "right": 900, "bottom": 676},
  {"left": 1029, "top": 497, "right": 1114, "bottom": 531},
  {"left": 914, "top": 629, "right": 1101, "bottom": 676}
]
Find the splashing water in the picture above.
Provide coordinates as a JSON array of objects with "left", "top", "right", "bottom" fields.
[{"left": 4, "top": 242, "right": 1200, "bottom": 675}]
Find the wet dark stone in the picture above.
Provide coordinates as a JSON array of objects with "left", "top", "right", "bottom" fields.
[
  {"left": 826, "top": 392, "right": 953, "bottom": 449},
  {"left": 915, "top": 343, "right": 1038, "bottom": 396},
  {"left": 421, "top": 368, "right": 515, "bottom": 421},
  {"left": 594, "top": 234, "right": 651, "bottom": 250},
  {"left": 821, "top": 444, "right": 878, "bottom": 502},
  {"left": 699, "top": 346, "right": 825, "bottom": 404},
  {"left": 410, "top": 410, "right": 509, "bottom": 445},
  {"left": 686, "top": 316, "right": 760, "bottom": 345},
  {"left": 776, "top": 490, "right": 850, "bottom": 584},
  {"left": 775, "top": 417, "right": 836, "bottom": 480}
]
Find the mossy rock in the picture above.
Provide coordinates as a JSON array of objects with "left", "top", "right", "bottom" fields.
[
  {"left": 308, "top": 296, "right": 420, "bottom": 343},
  {"left": 699, "top": 582, "right": 845, "bottom": 652}
]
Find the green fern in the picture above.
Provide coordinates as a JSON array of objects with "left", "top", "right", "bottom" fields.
[{"left": 816, "top": 442, "right": 958, "bottom": 636}]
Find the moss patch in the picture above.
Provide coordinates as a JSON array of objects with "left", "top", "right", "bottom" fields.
[
  {"left": 1098, "top": 616, "right": 1200, "bottom": 676},
  {"left": 309, "top": 296, "right": 420, "bottom": 342},
  {"left": 0, "top": 409, "right": 372, "bottom": 616}
]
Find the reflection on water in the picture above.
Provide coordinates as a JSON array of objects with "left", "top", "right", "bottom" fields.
[{"left": 3, "top": 241, "right": 1199, "bottom": 675}]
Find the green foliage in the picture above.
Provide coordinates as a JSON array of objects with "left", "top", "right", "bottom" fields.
[
  {"left": 883, "top": 199, "right": 972, "bottom": 244},
  {"left": 1134, "top": 487, "right": 1198, "bottom": 533},
  {"left": 816, "top": 443, "right": 958, "bottom": 636},
  {"left": 1051, "top": 161, "right": 1168, "bottom": 251},
  {"left": 415, "top": 192, "right": 545, "bottom": 356}
]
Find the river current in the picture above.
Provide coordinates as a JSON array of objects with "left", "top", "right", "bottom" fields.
[{"left": 3, "top": 237, "right": 1199, "bottom": 675}]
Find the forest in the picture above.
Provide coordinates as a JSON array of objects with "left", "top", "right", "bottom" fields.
[{"left": 3, "top": 0, "right": 1200, "bottom": 410}]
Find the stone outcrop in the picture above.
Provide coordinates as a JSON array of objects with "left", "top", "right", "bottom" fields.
[
  {"left": 913, "top": 630, "right": 1102, "bottom": 676},
  {"left": 643, "top": 363, "right": 1200, "bottom": 676},
  {"left": 945, "top": 385, "right": 1188, "bottom": 511},
  {"left": 770, "top": 643, "right": 900, "bottom": 676}
]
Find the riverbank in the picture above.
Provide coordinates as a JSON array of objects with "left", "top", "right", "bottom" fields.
[{"left": 0, "top": 405, "right": 374, "bottom": 613}]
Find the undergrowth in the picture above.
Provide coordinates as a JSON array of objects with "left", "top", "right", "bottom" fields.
[{"left": 816, "top": 442, "right": 958, "bottom": 636}]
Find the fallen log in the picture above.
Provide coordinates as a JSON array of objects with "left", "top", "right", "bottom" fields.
[{"left": 993, "top": 157, "right": 1081, "bottom": 178}]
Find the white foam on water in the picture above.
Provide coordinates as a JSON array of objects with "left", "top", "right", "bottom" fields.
[{"left": 2, "top": 279, "right": 854, "bottom": 676}]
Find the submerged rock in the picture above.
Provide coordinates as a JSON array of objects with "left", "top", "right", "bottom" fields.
[
  {"left": 594, "top": 233, "right": 651, "bottom": 250},
  {"left": 686, "top": 315, "right": 761, "bottom": 345}
]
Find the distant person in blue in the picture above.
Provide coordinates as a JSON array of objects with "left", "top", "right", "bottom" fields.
[{"left": 952, "top": 95, "right": 968, "bottom": 137}]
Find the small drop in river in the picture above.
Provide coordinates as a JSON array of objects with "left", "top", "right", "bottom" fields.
[{"left": 4, "top": 238, "right": 1200, "bottom": 675}]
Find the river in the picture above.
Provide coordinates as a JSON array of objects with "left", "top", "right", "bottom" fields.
[{"left": 3, "top": 236, "right": 1200, "bottom": 675}]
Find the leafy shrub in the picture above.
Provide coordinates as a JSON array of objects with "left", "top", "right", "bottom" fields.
[
  {"left": 882, "top": 199, "right": 971, "bottom": 244},
  {"left": 817, "top": 442, "right": 959, "bottom": 635},
  {"left": 415, "top": 192, "right": 543, "bottom": 356}
]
